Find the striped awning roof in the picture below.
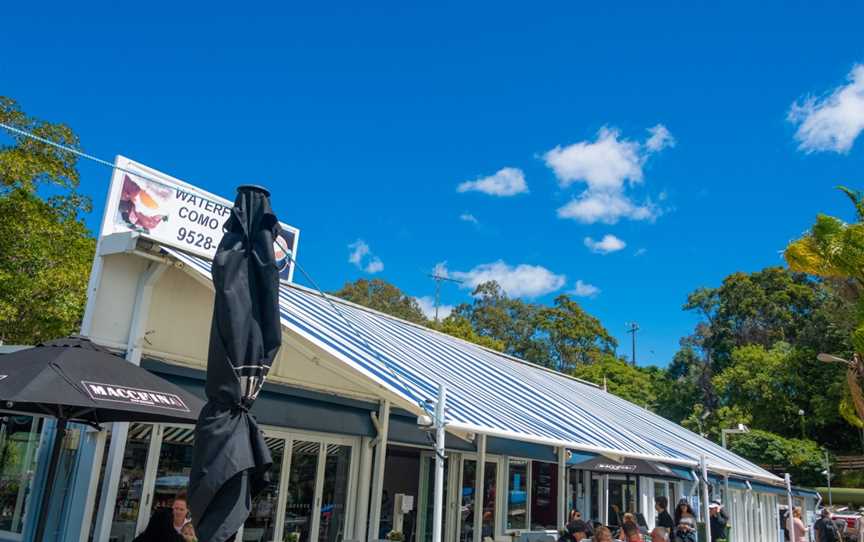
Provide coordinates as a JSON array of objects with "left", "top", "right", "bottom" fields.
[{"left": 162, "top": 246, "right": 780, "bottom": 483}]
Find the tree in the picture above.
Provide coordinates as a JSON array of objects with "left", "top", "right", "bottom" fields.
[
  {"left": 428, "top": 315, "right": 506, "bottom": 352},
  {"left": 332, "top": 278, "right": 427, "bottom": 324},
  {"left": 570, "top": 355, "right": 658, "bottom": 410},
  {"left": 726, "top": 429, "right": 827, "bottom": 486},
  {"left": 785, "top": 186, "right": 864, "bottom": 428},
  {"left": 0, "top": 97, "right": 94, "bottom": 344},
  {"left": 537, "top": 295, "right": 617, "bottom": 372}
]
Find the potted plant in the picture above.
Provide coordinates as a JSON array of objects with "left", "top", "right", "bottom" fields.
[
  {"left": 285, "top": 532, "right": 301, "bottom": 542},
  {"left": 386, "top": 531, "right": 405, "bottom": 542}
]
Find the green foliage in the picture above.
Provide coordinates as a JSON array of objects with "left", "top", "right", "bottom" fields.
[
  {"left": 332, "top": 278, "right": 427, "bottom": 324},
  {"left": 452, "top": 281, "right": 615, "bottom": 370},
  {"left": 0, "top": 97, "right": 94, "bottom": 344},
  {"left": 428, "top": 315, "right": 506, "bottom": 351},
  {"left": 570, "top": 355, "right": 657, "bottom": 409},
  {"left": 726, "top": 430, "right": 827, "bottom": 486}
]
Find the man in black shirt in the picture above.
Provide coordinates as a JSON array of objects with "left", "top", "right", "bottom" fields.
[
  {"left": 655, "top": 496, "right": 675, "bottom": 531},
  {"left": 814, "top": 508, "right": 841, "bottom": 542}
]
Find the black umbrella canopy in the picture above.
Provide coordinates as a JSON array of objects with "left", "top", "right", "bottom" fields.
[
  {"left": 0, "top": 335, "right": 205, "bottom": 542},
  {"left": 568, "top": 454, "right": 691, "bottom": 480},
  {"left": 0, "top": 335, "right": 203, "bottom": 425},
  {"left": 189, "top": 185, "right": 283, "bottom": 542}
]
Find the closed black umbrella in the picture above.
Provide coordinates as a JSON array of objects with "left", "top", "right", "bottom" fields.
[
  {"left": 189, "top": 185, "right": 283, "bottom": 542},
  {"left": 0, "top": 335, "right": 205, "bottom": 542}
]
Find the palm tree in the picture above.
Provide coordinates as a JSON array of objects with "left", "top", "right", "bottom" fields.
[{"left": 785, "top": 186, "right": 864, "bottom": 425}]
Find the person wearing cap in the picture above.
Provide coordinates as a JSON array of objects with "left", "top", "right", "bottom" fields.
[{"left": 708, "top": 501, "right": 728, "bottom": 541}]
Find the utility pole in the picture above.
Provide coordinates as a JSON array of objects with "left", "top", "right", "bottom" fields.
[
  {"left": 626, "top": 322, "right": 639, "bottom": 365},
  {"left": 428, "top": 273, "right": 461, "bottom": 322},
  {"left": 825, "top": 450, "right": 833, "bottom": 507}
]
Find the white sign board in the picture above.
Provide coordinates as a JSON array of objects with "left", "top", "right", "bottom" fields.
[{"left": 102, "top": 156, "right": 299, "bottom": 282}]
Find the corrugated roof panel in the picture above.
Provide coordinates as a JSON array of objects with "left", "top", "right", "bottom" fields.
[{"left": 162, "top": 246, "right": 780, "bottom": 483}]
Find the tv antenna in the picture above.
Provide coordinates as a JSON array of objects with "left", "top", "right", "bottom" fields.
[
  {"left": 428, "top": 273, "right": 461, "bottom": 322},
  {"left": 626, "top": 322, "right": 639, "bottom": 366}
]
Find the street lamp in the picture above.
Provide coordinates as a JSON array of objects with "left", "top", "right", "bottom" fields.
[
  {"left": 721, "top": 423, "right": 749, "bottom": 449},
  {"left": 720, "top": 424, "right": 750, "bottom": 519}
]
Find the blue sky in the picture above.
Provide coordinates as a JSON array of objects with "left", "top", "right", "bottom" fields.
[{"left": 3, "top": 1, "right": 864, "bottom": 366}]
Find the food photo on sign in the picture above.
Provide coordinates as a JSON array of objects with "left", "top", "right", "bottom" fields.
[{"left": 105, "top": 156, "right": 300, "bottom": 282}]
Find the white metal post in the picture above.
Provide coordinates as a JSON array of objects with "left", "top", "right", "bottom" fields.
[
  {"left": 784, "top": 473, "right": 795, "bottom": 542},
  {"left": 557, "top": 447, "right": 567, "bottom": 527},
  {"left": 432, "top": 384, "right": 447, "bottom": 542},
  {"left": 354, "top": 436, "right": 374, "bottom": 542},
  {"left": 473, "top": 434, "right": 486, "bottom": 542},
  {"left": 825, "top": 451, "right": 833, "bottom": 507},
  {"left": 368, "top": 400, "right": 391, "bottom": 542},
  {"left": 77, "top": 428, "right": 108, "bottom": 542},
  {"left": 700, "top": 456, "right": 712, "bottom": 542},
  {"left": 91, "top": 262, "right": 166, "bottom": 542}
]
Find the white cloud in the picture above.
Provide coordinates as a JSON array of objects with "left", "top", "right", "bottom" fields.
[
  {"left": 570, "top": 280, "right": 600, "bottom": 298},
  {"left": 558, "top": 191, "right": 658, "bottom": 224},
  {"left": 460, "top": 213, "right": 479, "bottom": 224},
  {"left": 544, "top": 126, "right": 671, "bottom": 225},
  {"left": 365, "top": 257, "right": 384, "bottom": 274},
  {"left": 646, "top": 124, "right": 676, "bottom": 152},
  {"left": 789, "top": 64, "right": 864, "bottom": 154},
  {"left": 584, "top": 234, "right": 627, "bottom": 254},
  {"left": 415, "top": 296, "right": 453, "bottom": 320},
  {"left": 348, "top": 240, "right": 370, "bottom": 266},
  {"left": 348, "top": 239, "right": 383, "bottom": 274},
  {"left": 432, "top": 261, "right": 449, "bottom": 278},
  {"left": 457, "top": 167, "right": 528, "bottom": 196},
  {"left": 634, "top": 248, "right": 648, "bottom": 257},
  {"left": 449, "top": 260, "right": 566, "bottom": 298},
  {"left": 544, "top": 127, "right": 643, "bottom": 191}
]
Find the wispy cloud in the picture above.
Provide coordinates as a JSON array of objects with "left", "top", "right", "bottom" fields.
[
  {"left": 347, "top": 239, "right": 384, "bottom": 274},
  {"left": 457, "top": 167, "right": 528, "bottom": 196},
  {"left": 645, "top": 124, "right": 676, "bottom": 152},
  {"left": 460, "top": 213, "right": 479, "bottom": 224},
  {"left": 634, "top": 248, "right": 648, "bottom": 257},
  {"left": 439, "top": 261, "right": 566, "bottom": 298},
  {"left": 544, "top": 126, "right": 671, "bottom": 224},
  {"left": 570, "top": 280, "right": 600, "bottom": 298},
  {"left": 789, "top": 64, "right": 864, "bottom": 154},
  {"left": 584, "top": 234, "right": 627, "bottom": 254},
  {"left": 415, "top": 295, "right": 453, "bottom": 320}
]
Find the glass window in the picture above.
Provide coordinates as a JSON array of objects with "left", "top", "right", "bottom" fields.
[
  {"left": 244, "top": 437, "right": 285, "bottom": 542},
  {"left": 530, "top": 461, "right": 557, "bottom": 530},
  {"left": 460, "top": 460, "right": 476, "bottom": 542},
  {"left": 285, "top": 441, "right": 319, "bottom": 542},
  {"left": 481, "top": 462, "right": 497, "bottom": 538},
  {"left": 319, "top": 444, "right": 351, "bottom": 542},
  {"left": 109, "top": 423, "right": 154, "bottom": 542},
  {"left": 506, "top": 460, "right": 528, "bottom": 531},
  {"left": 152, "top": 426, "right": 195, "bottom": 516},
  {"left": 0, "top": 416, "right": 42, "bottom": 534},
  {"left": 608, "top": 477, "right": 637, "bottom": 526},
  {"left": 567, "top": 469, "right": 584, "bottom": 520},
  {"left": 590, "top": 475, "right": 600, "bottom": 522}
]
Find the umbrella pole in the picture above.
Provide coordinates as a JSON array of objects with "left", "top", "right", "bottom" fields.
[{"left": 32, "top": 418, "right": 67, "bottom": 542}]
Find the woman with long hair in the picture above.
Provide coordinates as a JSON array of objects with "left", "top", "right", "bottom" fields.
[{"left": 673, "top": 500, "right": 696, "bottom": 542}]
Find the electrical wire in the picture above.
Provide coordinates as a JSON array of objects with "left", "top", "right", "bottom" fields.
[
  {"left": 0, "top": 120, "right": 444, "bottom": 423},
  {"left": 288, "top": 253, "right": 436, "bottom": 418}
]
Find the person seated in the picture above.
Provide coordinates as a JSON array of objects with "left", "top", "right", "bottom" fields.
[
  {"left": 649, "top": 527, "right": 669, "bottom": 542},
  {"left": 591, "top": 526, "right": 621, "bottom": 542},
  {"left": 133, "top": 492, "right": 189, "bottom": 542},
  {"left": 560, "top": 519, "right": 592, "bottom": 542},
  {"left": 620, "top": 523, "right": 641, "bottom": 542}
]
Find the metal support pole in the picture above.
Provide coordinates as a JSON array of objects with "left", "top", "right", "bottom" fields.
[
  {"left": 368, "top": 400, "right": 391, "bottom": 542},
  {"left": 354, "top": 436, "right": 374, "bottom": 542},
  {"left": 825, "top": 451, "right": 833, "bottom": 507},
  {"left": 91, "top": 262, "right": 166, "bottom": 542},
  {"left": 473, "top": 434, "right": 486, "bottom": 542},
  {"left": 700, "top": 456, "right": 712, "bottom": 542},
  {"left": 784, "top": 473, "right": 795, "bottom": 540},
  {"left": 432, "top": 384, "right": 447, "bottom": 542},
  {"left": 557, "top": 447, "right": 567, "bottom": 527}
]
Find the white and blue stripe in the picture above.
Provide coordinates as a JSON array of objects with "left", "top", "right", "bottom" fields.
[{"left": 164, "top": 247, "right": 780, "bottom": 483}]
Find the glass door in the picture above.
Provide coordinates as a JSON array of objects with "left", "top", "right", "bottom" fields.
[
  {"left": 283, "top": 438, "right": 355, "bottom": 542},
  {"left": 417, "top": 453, "right": 449, "bottom": 542}
]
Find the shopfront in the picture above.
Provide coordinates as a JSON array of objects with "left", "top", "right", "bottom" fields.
[{"left": 0, "top": 157, "right": 808, "bottom": 542}]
